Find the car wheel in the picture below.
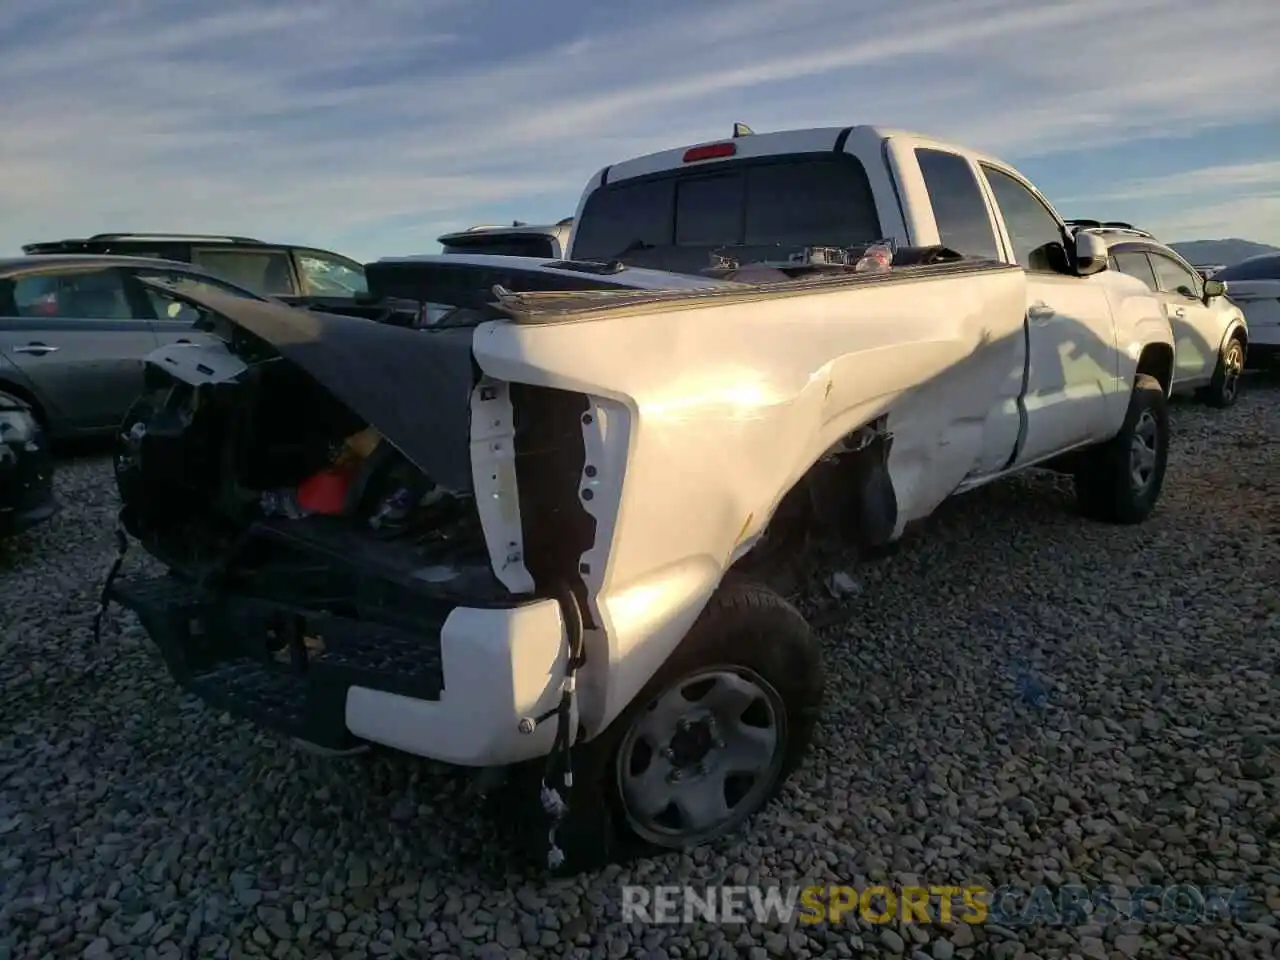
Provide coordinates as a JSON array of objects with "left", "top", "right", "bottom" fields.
[
  {"left": 1073, "top": 373, "right": 1169, "bottom": 525},
  {"left": 532, "top": 575, "right": 824, "bottom": 874},
  {"left": 1205, "top": 336, "right": 1246, "bottom": 408}
]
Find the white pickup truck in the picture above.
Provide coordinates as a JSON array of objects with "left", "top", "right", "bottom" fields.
[{"left": 102, "top": 124, "right": 1176, "bottom": 874}]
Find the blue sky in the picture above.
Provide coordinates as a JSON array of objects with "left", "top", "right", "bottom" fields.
[{"left": 2, "top": 0, "right": 1277, "bottom": 261}]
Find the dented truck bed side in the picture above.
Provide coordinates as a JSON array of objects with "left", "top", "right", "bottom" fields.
[{"left": 470, "top": 259, "right": 1033, "bottom": 736}]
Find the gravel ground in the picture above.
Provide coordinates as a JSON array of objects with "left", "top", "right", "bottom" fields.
[{"left": 2, "top": 380, "right": 1278, "bottom": 960}]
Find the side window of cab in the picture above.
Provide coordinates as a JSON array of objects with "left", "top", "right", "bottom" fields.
[
  {"left": 915, "top": 149, "right": 1000, "bottom": 259},
  {"left": 980, "top": 165, "right": 1068, "bottom": 273}
]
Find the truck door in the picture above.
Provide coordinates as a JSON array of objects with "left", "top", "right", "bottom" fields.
[
  {"left": 978, "top": 164, "right": 1119, "bottom": 466},
  {"left": 912, "top": 147, "right": 1026, "bottom": 476}
]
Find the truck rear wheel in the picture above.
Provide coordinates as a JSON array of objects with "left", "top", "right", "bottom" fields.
[
  {"left": 1073, "top": 373, "right": 1168, "bottom": 524},
  {"left": 542, "top": 576, "right": 824, "bottom": 874}
]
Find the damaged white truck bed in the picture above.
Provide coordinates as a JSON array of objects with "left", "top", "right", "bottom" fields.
[{"left": 102, "top": 124, "right": 1176, "bottom": 873}]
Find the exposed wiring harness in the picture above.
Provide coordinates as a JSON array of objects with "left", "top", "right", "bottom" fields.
[
  {"left": 530, "top": 583, "right": 587, "bottom": 869},
  {"left": 91, "top": 507, "right": 130, "bottom": 643}
]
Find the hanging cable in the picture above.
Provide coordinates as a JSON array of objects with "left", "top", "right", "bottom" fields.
[
  {"left": 91, "top": 508, "right": 130, "bottom": 643},
  {"left": 537, "top": 582, "right": 586, "bottom": 869}
]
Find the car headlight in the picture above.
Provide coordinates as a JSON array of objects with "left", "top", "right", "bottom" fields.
[{"left": 0, "top": 409, "right": 38, "bottom": 445}]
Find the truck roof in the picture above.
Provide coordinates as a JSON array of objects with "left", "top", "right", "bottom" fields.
[
  {"left": 590, "top": 125, "right": 1005, "bottom": 187},
  {"left": 566, "top": 122, "right": 1044, "bottom": 269}
]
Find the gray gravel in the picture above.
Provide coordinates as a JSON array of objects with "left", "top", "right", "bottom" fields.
[{"left": 2, "top": 380, "right": 1279, "bottom": 960}]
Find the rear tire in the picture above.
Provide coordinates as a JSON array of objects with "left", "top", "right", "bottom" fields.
[
  {"left": 1073, "top": 374, "right": 1168, "bottom": 525},
  {"left": 1205, "top": 336, "right": 1245, "bottom": 408},
  {"left": 528, "top": 576, "right": 824, "bottom": 875}
]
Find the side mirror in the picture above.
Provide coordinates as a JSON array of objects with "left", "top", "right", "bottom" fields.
[
  {"left": 1203, "top": 278, "right": 1226, "bottom": 302},
  {"left": 1073, "top": 231, "right": 1109, "bottom": 277}
]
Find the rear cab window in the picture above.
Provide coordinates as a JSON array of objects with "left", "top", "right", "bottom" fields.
[
  {"left": 571, "top": 155, "right": 882, "bottom": 273},
  {"left": 191, "top": 248, "right": 299, "bottom": 296}
]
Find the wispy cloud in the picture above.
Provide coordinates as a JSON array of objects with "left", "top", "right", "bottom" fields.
[
  {"left": 1059, "top": 161, "right": 1280, "bottom": 243},
  {"left": 1146, "top": 196, "right": 1280, "bottom": 245},
  {"left": 1070, "top": 162, "right": 1280, "bottom": 204},
  {"left": 1, "top": 0, "right": 1277, "bottom": 258}
]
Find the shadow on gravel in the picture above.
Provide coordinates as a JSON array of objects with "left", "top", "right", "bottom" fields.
[
  {"left": 0, "top": 532, "right": 43, "bottom": 570},
  {"left": 49, "top": 434, "right": 117, "bottom": 460}
]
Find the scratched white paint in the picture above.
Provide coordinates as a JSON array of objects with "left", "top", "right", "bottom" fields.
[{"left": 472, "top": 261, "right": 1170, "bottom": 737}]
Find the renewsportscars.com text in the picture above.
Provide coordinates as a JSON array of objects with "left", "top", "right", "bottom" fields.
[{"left": 621, "top": 883, "right": 1252, "bottom": 927}]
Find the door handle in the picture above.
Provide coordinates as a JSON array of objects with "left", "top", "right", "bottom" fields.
[
  {"left": 1028, "top": 303, "right": 1055, "bottom": 323},
  {"left": 176, "top": 338, "right": 192, "bottom": 344},
  {"left": 1171, "top": 307, "right": 1186, "bottom": 318},
  {"left": 12, "top": 343, "right": 58, "bottom": 356}
]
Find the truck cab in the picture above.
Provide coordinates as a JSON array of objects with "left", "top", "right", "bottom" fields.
[{"left": 569, "top": 124, "right": 1175, "bottom": 490}]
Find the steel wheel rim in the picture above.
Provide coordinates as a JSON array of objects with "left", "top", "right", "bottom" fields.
[
  {"left": 615, "top": 665, "right": 787, "bottom": 846},
  {"left": 1222, "top": 342, "right": 1244, "bottom": 402},
  {"left": 1129, "top": 409, "right": 1159, "bottom": 492}
]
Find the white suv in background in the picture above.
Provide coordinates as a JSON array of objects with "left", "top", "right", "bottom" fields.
[
  {"left": 1213, "top": 253, "right": 1280, "bottom": 371},
  {"left": 437, "top": 219, "right": 574, "bottom": 259},
  {"left": 1068, "top": 221, "right": 1249, "bottom": 407}
]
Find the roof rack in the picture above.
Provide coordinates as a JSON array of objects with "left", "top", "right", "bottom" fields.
[
  {"left": 87, "top": 232, "right": 266, "bottom": 244},
  {"left": 1064, "top": 219, "right": 1156, "bottom": 241}
]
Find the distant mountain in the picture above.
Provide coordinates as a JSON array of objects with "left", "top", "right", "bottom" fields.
[{"left": 1168, "top": 238, "right": 1280, "bottom": 267}]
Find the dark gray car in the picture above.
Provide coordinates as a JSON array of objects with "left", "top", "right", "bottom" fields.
[{"left": 0, "top": 255, "right": 264, "bottom": 439}]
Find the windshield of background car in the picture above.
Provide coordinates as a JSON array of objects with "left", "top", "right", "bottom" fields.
[
  {"left": 1215, "top": 254, "right": 1280, "bottom": 282},
  {"left": 295, "top": 252, "right": 368, "bottom": 297},
  {"left": 570, "top": 155, "right": 882, "bottom": 272}
]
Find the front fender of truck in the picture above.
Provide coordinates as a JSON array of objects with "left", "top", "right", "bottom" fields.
[{"left": 474, "top": 262, "right": 1029, "bottom": 737}]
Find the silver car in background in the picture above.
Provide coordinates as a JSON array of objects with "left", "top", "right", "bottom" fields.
[{"left": 0, "top": 256, "right": 266, "bottom": 439}]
